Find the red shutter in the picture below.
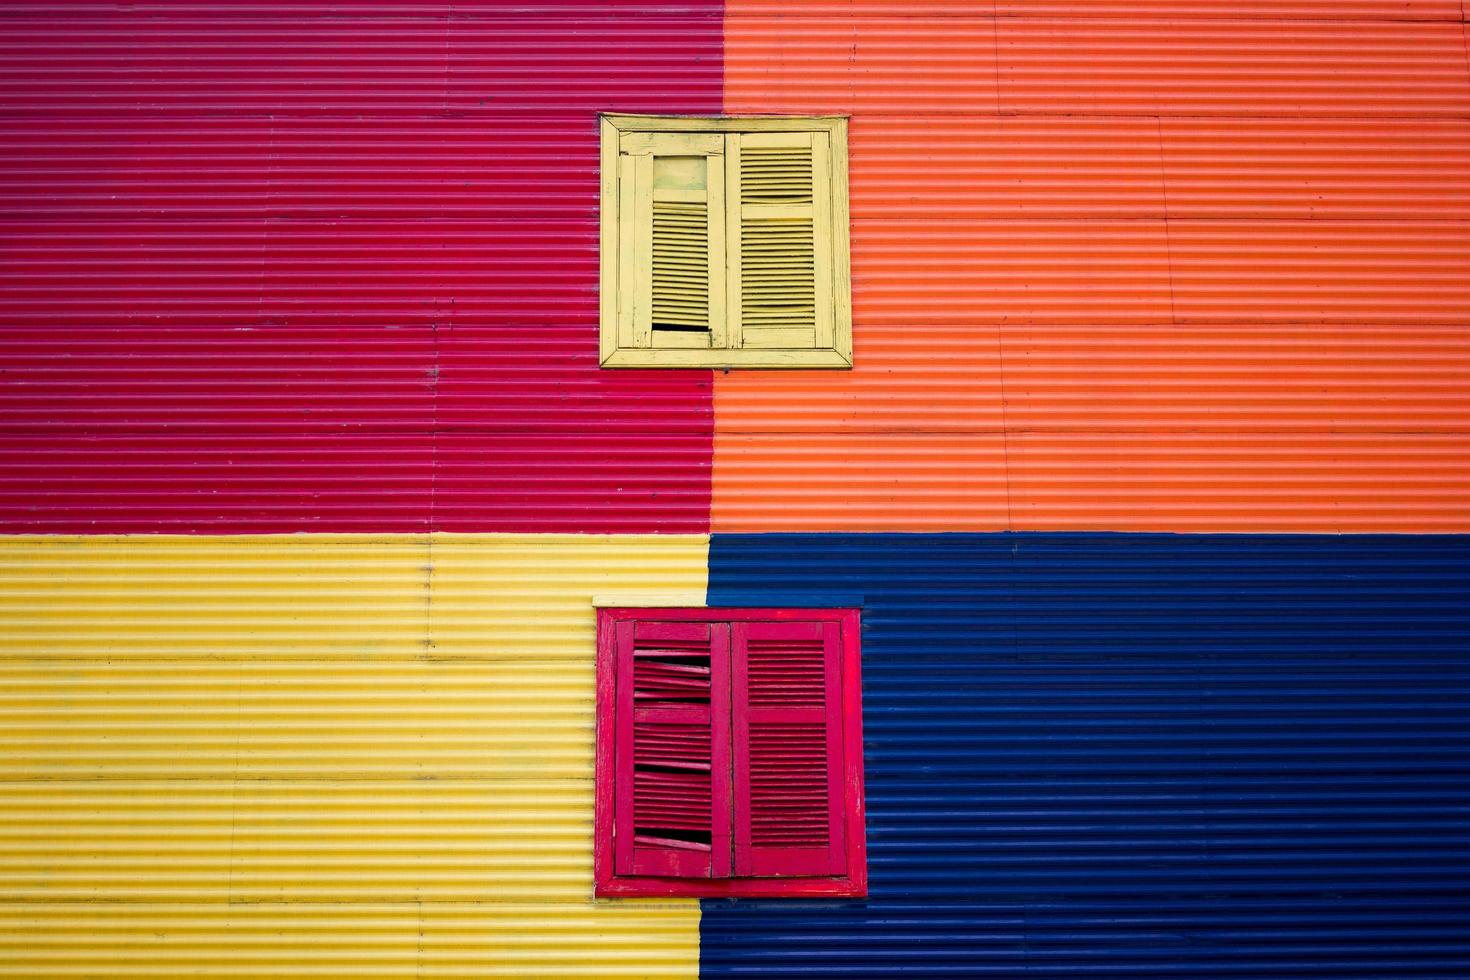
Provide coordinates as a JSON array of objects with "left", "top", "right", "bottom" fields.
[
  {"left": 613, "top": 619, "right": 732, "bottom": 878},
  {"left": 732, "top": 620, "right": 847, "bottom": 876}
]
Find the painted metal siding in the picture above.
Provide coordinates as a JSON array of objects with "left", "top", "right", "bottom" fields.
[
  {"left": 703, "top": 532, "right": 1470, "bottom": 977},
  {"left": 3, "top": 1, "right": 1468, "bottom": 977},
  {"left": 713, "top": 3, "right": 1470, "bottom": 533},
  {"left": 0, "top": 3, "right": 720, "bottom": 533},
  {"left": 0, "top": 534, "right": 708, "bottom": 978}
]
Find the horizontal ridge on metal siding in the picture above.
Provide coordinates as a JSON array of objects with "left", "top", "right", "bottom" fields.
[
  {"left": 0, "top": 660, "right": 600, "bottom": 780},
  {"left": 722, "top": 14, "right": 1470, "bottom": 117},
  {"left": 702, "top": 532, "right": 1470, "bottom": 978},
  {"left": 1158, "top": 118, "right": 1470, "bottom": 220},
  {"left": 992, "top": 17, "right": 1470, "bottom": 118},
  {"left": 0, "top": 902, "right": 699, "bottom": 980},
  {"left": 729, "top": 0, "right": 1465, "bottom": 20},
  {"left": 714, "top": 3, "right": 1470, "bottom": 534},
  {"left": 0, "top": 10, "right": 726, "bottom": 115},
  {"left": 717, "top": 326, "right": 1470, "bottom": 434},
  {"left": 0, "top": 533, "right": 707, "bottom": 977},
  {"left": 844, "top": 117, "right": 1470, "bottom": 221},
  {"left": 0, "top": 3, "right": 721, "bottom": 534}
]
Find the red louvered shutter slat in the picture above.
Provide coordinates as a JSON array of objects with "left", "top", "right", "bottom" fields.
[
  {"left": 732, "top": 620, "right": 847, "bottom": 877},
  {"left": 614, "top": 619, "right": 732, "bottom": 878}
]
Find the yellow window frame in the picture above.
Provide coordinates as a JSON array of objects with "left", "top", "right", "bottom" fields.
[{"left": 600, "top": 114, "right": 853, "bottom": 370}]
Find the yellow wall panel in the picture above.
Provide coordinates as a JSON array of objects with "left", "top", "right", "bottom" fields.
[
  {"left": 0, "top": 661, "right": 598, "bottom": 780},
  {"left": 0, "top": 903, "right": 425, "bottom": 980},
  {"left": 0, "top": 902, "right": 701, "bottom": 979},
  {"left": 0, "top": 780, "right": 601, "bottom": 903},
  {"left": 420, "top": 903, "right": 704, "bottom": 978},
  {"left": 0, "top": 537, "right": 432, "bottom": 661},
  {"left": 0, "top": 534, "right": 707, "bottom": 979}
]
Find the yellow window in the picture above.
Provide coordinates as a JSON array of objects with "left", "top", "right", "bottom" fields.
[{"left": 600, "top": 115, "right": 852, "bottom": 369}]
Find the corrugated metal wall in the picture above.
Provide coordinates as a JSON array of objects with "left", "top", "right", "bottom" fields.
[
  {"left": 0, "top": 534, "right": 708, "bottom": 978},
  {"left": 703, "top": 532, "right": 1470, "bottom": 977},
  {"left": 3, "top": 1, "right": 1469, "bottom": 977},
  {"left": 0, "top": 3, "right": 720, "bottom": 533},
  {"left": 713, "top": 2, "right": 1470, "bottom": 532}
]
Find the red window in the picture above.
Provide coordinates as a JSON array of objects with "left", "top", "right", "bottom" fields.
[{"left": 595, "top": 607, "right": 866, "bottom": 898}]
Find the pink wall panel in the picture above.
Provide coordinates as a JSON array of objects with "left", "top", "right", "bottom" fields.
[
  {"left": 0, "top": 432, "right": 436, "bottom": 534},
  {"left": 0, "top": 327, "right": 435, "bottom": 431},
  {"left": 0, "top": 3, "right": 721, "bottom": 533}
]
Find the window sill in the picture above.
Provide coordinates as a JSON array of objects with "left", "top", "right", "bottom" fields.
[
  {"left": 600, "top": 348, "right": 853, "bottom": 370},
  {"left": 596, "top": 874, "right": 867, "bottom": 899}
]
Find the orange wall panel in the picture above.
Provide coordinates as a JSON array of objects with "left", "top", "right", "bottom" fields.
[
  {"left": 1007, "top": 431, "right": 1470, "bottom": 533},
  {"left": 1001, "top": 326, "right": 1470, "bottom": 433},
  {"left": 1159, "top": 119, "right": 1470, "bottom": 220},
  {"left": 1168, "top": 221, "right": 1470, "bottom": 324},
  {"left": 991, "top": 2, "right": 1464, "bottom": 17},
  {"left": 713, "top": 431, "right": 1012, "bottom": 532},
  {"left": 723, "top": 15, "right": 998, "bottom": 115},
  {"left": 852, "top": 117, "right": 1166, "bottom": 220},
  {"left": 994, "top": 18, "right": 1470, "bottom": 117},
  {"left": 855, "top": 219, "right": 1174, "bottom": 326},
  {"left": 716, "top": 4, "right": 1470, "bottom": 534},
  {"left": 730, "top": 1, "right": 1464, "bottom": 20}
]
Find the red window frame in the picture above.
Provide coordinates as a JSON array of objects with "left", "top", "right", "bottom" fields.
[{"left": 595, "top": 606, "right": 866, "bottom": 898}]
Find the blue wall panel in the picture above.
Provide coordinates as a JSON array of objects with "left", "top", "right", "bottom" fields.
[{"left": 702, "top": 533, "right": 1470, "bottom": 978}]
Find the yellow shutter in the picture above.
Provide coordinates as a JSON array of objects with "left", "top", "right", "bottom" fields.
[
  {"left": 614, "top": 131, "right": 726, "bottom": 351},
  {"left": 600, "top": 115, "right": 851, "bottom": 369},
  {"left": 726, "top": 131, "right": 834, "bottom": 352}
]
